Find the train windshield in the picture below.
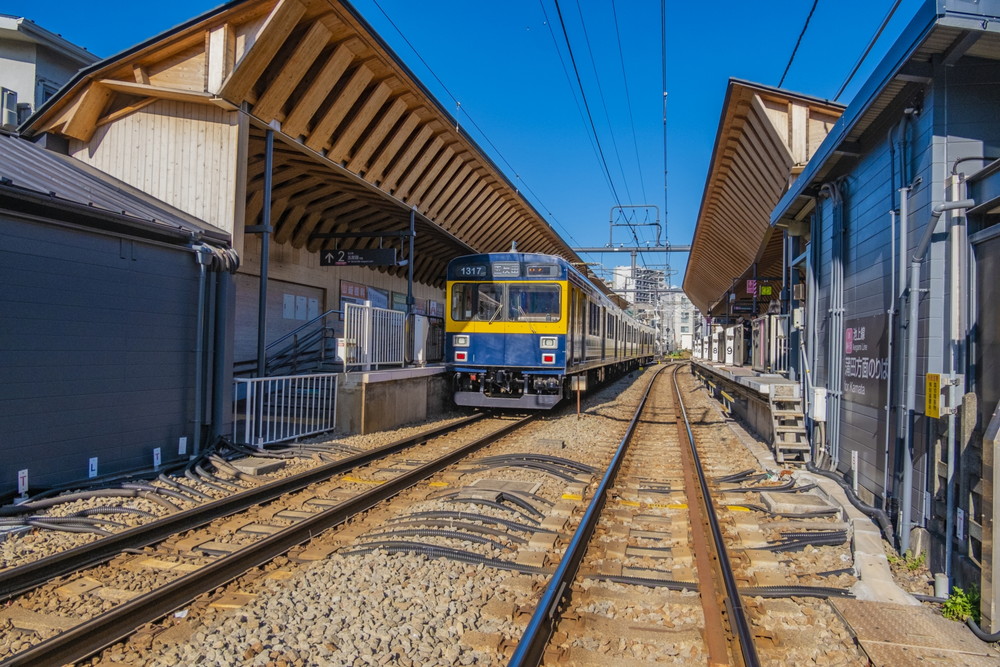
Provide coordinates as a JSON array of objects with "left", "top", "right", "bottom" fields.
[
  {"left": 451, "top": 283, "right": 504, "bottom": 321},
  {"left": 508, "top": 284, "right": 561, "bottom": 322}
]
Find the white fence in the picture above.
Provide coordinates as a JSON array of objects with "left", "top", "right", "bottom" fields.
[
  {"left": 233, "top": 373, "right": 338, "bottom": 446},
  {"left": 343, "top": 302, "right": 405, "bottom": 370}
]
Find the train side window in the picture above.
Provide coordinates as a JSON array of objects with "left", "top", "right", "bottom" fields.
[{"left": 508, "top": 284, "right": 560, "bottom": 322}]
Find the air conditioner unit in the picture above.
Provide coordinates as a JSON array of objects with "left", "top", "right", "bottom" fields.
[{"left": 1, "top": 88, "right": 18, "bottom": 128}]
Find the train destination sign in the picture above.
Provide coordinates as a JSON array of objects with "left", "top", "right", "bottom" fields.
[{"left": 320, "top": 248, "right": 397, "bottom": 266}]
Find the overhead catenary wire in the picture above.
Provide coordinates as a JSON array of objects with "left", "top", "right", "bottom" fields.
[
  {"left": 572, "top": 0, "right": 633, "bottom": 204},
  {"left": 367, "top": 0, "right": 582, "bottom": 246},
  {"left": 549, "top": 0, "right": 625, "bottom": 211},
  {"left": 777, "top": 0, "right": 819, "bottom": 88},
  {"left": 537, "top": 0, "right": 614, "bottom": 200},
  {"left": 660, "top": 0, "right": 670, "bottom": 275},
  {"left": 834, "top": 0, "right": 904, "bottom": 100},
  {"left": 611, "top": 0, "right": 647, "bottom": 205}
]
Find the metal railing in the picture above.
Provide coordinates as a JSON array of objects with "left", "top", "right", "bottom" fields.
[
  {"left": 233, "top": 373, "right": 338, "bottom": 446},
  {"left": 771, "top": 314, "right": 790, "bottom": 374},
  {"left": 343, "top": 302, "right": 405, "bottom": 370}
]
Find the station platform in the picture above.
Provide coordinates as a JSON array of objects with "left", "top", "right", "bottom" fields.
[
  {"left": 689, "top": 360, "right": 809, "bottom": 464},
  {"left": 336, "top": 365, "right": 451, "bottom": 435}
]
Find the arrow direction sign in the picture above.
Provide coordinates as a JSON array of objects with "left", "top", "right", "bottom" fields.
[{"left": 320, "top": 248, "right": 397, "bottom": 266}]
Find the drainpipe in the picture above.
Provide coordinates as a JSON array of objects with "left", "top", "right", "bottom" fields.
[
  {"left": 901, "top": 197, "right": 974, "bottom": 554},
  {"left": 883, "top": 210, "right": 895, "bottom": 506},
  {"left": 256, "top": 129, "right": 274, "bottom": 377},
  {"left": 945, "top": 177, "right": 969, "bottom": 585},
  {"left": 193, "top": 245, "right": 213, "bottom": 458}
]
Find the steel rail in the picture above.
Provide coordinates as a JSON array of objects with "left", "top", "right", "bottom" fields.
[
  {"left": 3, "top": 414, "right": 535, "bottom": 667},
  {"left": 672, "top": 365, "right": 761, "bottom": 667},
  {"left": 508, "top": 364, "right": 667, "bottom": 666},
  {"left": 0, "top": 414, "right": 486, "bottom": 602}
]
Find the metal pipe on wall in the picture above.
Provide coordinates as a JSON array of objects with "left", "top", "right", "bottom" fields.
[
  {"left": 256, "top": 129, "right": 274, "bottom": 377},
  {"left": 901, "top": 196, "right": 975, "bottom": 554},
  {"left": 192, "top": 245, "right": 212, "bottom": 458}
]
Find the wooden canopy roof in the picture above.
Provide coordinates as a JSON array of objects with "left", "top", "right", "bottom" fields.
[
  {"left": 23, "top": 0, "right": 584, "bottom": 288},
  {"left": 683, "top": 80, "right": 843, "bottom": 314}
]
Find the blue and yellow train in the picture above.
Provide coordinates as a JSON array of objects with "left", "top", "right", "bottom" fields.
[{"left": 445, "top": 252, "right": 656, "bottom": 408}]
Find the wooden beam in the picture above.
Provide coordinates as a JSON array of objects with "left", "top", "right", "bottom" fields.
[
  {"left": 304, "top": 64, "right": 374, "bottom": 151},
  {"left": 346, "top": 95, "right": 408, "bottom": 173},
  {"left": 326, "top": 80, "right": 392, "bottom": 162},
  {"left": 132, "top": 64, "right": 150, "bottom": 84},
  {"left": 219, "top": 0, "right": 306, "bottom": 103},
  {"left": 281, "top": 41, "right": 357, "bottom": 138},
  {"left": 63, "top": 83, "right": 114, "bottom": 141},
  {"left": 406, "top": 143, "right": 455, "bottom": 205},
  {"left": 252, "top": 18, "right": 333, "bottom": 121},
  {"left": 206, "top": 23, "right": 234, "bottom": 95},
  {"left": 395, "top": 135, "right": 444, "bottom": 200},
  {"left": 98, "top": 79, "right": 216, "bottom": 105},
  {"left": 96, "top": 98, "right": 159, "bottom": 127},
  {"left": 366, "top": 112, "right": 421, "bottom": 183},
  {"left": 381, "top": 124, "right": 435, "bottom": 194},
  {"left": 274, "top": 203, "right": 306, "bottom": 244},
  {"left": 415, "top": 152, "right": 463, "bottom": 212}
]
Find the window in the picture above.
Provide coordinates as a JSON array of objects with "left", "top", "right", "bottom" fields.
[
  {"left": 681, "top": 325, "right": 689, "bottom": 333},
  {"left": 451, "top": 283, "right": 503, "bottom": 321},
  {"left": 681, "top": 311, "right": 690, "bottom": 321},
  {"left": 508, "top": 284, "right": 561, "bottom": 322}
]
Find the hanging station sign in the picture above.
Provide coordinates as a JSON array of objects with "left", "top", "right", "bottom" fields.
[
  {"left": 842, "top": 315, "right": 889, "bottom": 408},
  {"left": 320, "top": 248, "right": 397, "bottom": 266}
]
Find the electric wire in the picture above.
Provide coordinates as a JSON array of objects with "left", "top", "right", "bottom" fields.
[
  {"left": 550, "top": 0, "right": 625, "bottom": 210},
  {"left": 573, "top": 0, "right": 633, "bottom": 204},
  {"left": 538, "top": 0, "right": 614, "bottom": 204},
  {"left": 834, "top": 0, "right": 904, "bottom": 100},
  {"left": 611, "top": 0, "right": 647, "bottom": 205},
  {"left": 660, "top": 0, "right": 670, "bottom": 277},
  {"left": 778, "top": 0, "right": 820, "bottom": 87},
  {"left": 367, "top": 0, "right": 581, "bottom": 246}
]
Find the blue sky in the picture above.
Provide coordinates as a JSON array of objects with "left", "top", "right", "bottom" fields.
[{"left": 6, "top": 0, "right": 925, "bottom": 284}]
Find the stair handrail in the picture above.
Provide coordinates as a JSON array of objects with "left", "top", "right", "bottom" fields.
[{"left": 266, "top": 309, "right": 341, "bottom": 352}]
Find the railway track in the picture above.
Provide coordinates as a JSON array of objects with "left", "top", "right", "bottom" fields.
[
  {"left": 0, "top": 413, "right": 534, "bottom": 665},
  {"left": 3, "top": 366, "right": 867, "bottom": 665},
  {"left": 510, "top": 362, "right": 758, "bottom": 665}
]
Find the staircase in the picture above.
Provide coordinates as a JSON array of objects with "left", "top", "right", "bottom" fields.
[{"left": 769, "top": 384, "right": 810, "bottom": 464}]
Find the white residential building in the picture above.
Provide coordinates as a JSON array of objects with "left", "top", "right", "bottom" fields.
[{"left": 0, "top": 15, "right": 97, "bottom": 128}]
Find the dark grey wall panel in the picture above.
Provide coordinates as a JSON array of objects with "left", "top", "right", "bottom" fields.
[{"left": 0, "top": 214, "right": 200, "bottom": 496}]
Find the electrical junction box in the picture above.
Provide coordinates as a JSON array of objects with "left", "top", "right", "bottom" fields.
[
  {"left": 810, "top": 387, "right": 827, "bottom": 422},
  {"left": 792, "top": 307, "right": 804, "bottom": 329}
]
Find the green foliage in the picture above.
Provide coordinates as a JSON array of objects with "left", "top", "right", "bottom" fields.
[
  {"left": 942, "top": 585, "right": 981, "bottom": 624},
  {"left": 887, "top": 549, "right": 926, "bottom": 572}
]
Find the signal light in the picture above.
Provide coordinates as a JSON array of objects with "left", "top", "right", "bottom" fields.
[
  {"left": 541, "top": 353, "right": 555, "bottom": 364},
  {"left": 455, "top": 351, "right": 468, "bottom": 362}
]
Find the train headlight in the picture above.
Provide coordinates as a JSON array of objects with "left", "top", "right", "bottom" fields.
[
  {"left": 541, "top": 353, "right": 556, "bottom": 364},
  {"left": 539, "top": 336, "right": 558, "bottom": 349},
  {"left": 455, "top": 350, "right": 469, "bottom": 362},
  {"left": 453, "top": 334, "right": 470, "bottom": 347}
]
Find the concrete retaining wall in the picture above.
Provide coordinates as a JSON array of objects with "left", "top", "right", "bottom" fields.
[{"left": 336, "top": 369, "right": 451, "bottom": 435}]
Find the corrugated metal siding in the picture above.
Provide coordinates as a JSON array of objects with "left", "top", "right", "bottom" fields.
[
  {"left": 0, "top": 214, "right": 199, "bottom": 496},
  {"left": 70, "top": 100, "right": 240, "bottom": 234}
]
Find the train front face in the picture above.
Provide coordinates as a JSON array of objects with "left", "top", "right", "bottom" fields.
[{"left": 446, "top": 253, "right": 567, "bottom": 409}]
